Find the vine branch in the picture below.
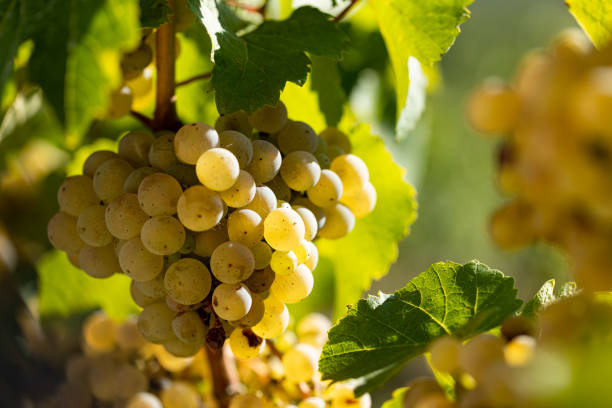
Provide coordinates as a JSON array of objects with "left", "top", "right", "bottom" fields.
[
  {"left": 333, "top": 0, "right": 360, "bottom": 22},
  {"left": 153, "top": 20, "right": 181, "bottom": 131},
  {"left": 205, "top": 346, "right": 242, "bottom": 408},
  {"left": 176, "top": 72, "right": 212, "bottom": 87}
]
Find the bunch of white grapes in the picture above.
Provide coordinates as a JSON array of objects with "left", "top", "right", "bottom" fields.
[
  {"left": 230, "top": 312, "right": 372, "bottom": 408},
  {"left": 47, "top": 101, "right": 376, "bottom": 359},
  {"left": 467, "top": 29, "right": 612, "bottom": 289}
]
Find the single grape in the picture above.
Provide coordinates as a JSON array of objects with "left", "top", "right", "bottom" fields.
[
  {"left": 134, "top": 271, "right": 166, "bottom": 298},
  {"left": 251, "top": 241, "right": 272, "bottom": 269},
  {"left": 172, "top": 311, "right": 207, "bottom": 344},
  {"left": 340, "top": 181, "right": 376, "bottom": 218},
  {"left": 57, "top": 175, "right": 99, "bottom": 216},
  {"left": 307, "top": 169, "right": 343, "bottom": 208},
  {"left": 160, "top": 380, "right": 201, "bottom": 408},
  {"left": 245, "top": 185, "right": 277, "bottom": 218},
  {"left": 83, "top": 150, "right": 117, "bottom": 178},
  {"left": 163, "top": 336, "right": 202, "bottom": 357},
  {"left": 79, "top": 244, "right": 121, "bottom": 278},
  {"left": 48, "top": 212, "right": 85, "bottom": 253},
  {"left": 270, "top": 250, "right": 298, "bottom": 275},
  {"left": 93, "top": 158, "right": 134, "bottom": 201},
  {"left": 212, "top": 283, "right": 253, "bottom": 321},
  {"left": 458, "top": 334, "right": 505, "bottom": 381},
  {"left": 243, "top": 266, "right": 275, "bottom": 293},
  {"left": 292, "top": 197, "right": 326, "bottom": 229},
  {"left": 121, "top": 43, "right": 153, "bottom": 79},
  {"left": 118, "top": 130, "right": 155, "bottom": 167},
  {"left": 296, "top": 312, "right": 330, "bottom": 347},
  {"left": 116, "top": 317, "right": 146, "bottom": 351},
  {"left": 229, "top": 328, "right": 265, "bottom": 359},
  {"left": 127, "top": 392, "right": 163, "bottom": 408},
  {"left": 401, "top": 378, "right": 446, "bottom": 408},
  {"left": 107, "top": 86, "right": 133, "bottom": 118},
  {"left": 193, "top": 224, "right": 228, "bottom": 257},
  {"left": 330, "top": 154, "right": 369, "bottom": 196},
  {"left": 293, "top": 206, "right": 318, "bottom": 241},
  {"left": 83, "top": 311, "right": 116, "bottom": 352},
  {"left": 220, "top": 130, "right": 253, "bottom": 168},
  {"left": 138, "top": 301, "right": 177, "bottom": 343},
  {"left": 152, "top": 344, "right": 195, "bottom": 372},
  {"left": 164, "top": 258, "right": 212, "bottom": 305},
  {"left": 105, "top": 193, "right": 149, "bottom": 240},
  {"left": 247, "top": 140, "right": 282, "bottom": 183},
  {"left": 320, "top": 127, "right": 351, "bottom": 153},
  {"left": 130, "top": 280, "right": 162, "bottom": 307},
  {"left": 282, "top": 343, "right": 319, "bottom": 382},
  {"left": 504, "top": 335, "right": 536, "bottom": 367},
  {"left": 266, "top": 174, "right": 292, "bottom": 202},
  {"left": 66, "top": 250, "right": 81, "bottom": 268},
  {"left": 177, "top": 185, "right": 224, "bottom": 231},
  {"left": 119, "top": 237, "right": 164, "bottom": 281},
  {"left": 232, "top": 292, "right": 265, "bottom": 328},
  {"left": 278, "top": 121, "right": 318, "bottom": 154},
  {"left": 429, "top": 336, "right": 461, "bottom": 374},
  {"left": 123, "top": 166, "right": 157, "bottom": 194},
  {"left": 210, "top": 241, "right": 255, "bottom": 283},
  {"left": 467, "top": 79, "right": 520, "bottom": 134},
  {"left": 318, "top": 204, "right": 355, "bottom": 239},
  {"left": 126, "top": 67, "right": 154, "bottom": 97},
  {"left": 330, "top": 384, "right": 371, "bottom": 408},
  {"left": 141, "top": 216, "right": 186, "bottom": 255},
  {"left": 252, "top": 295, "right": 289, "bottom": 339},
  {"left": 137, "top": 173, "right": 183, "bottom": 216},
  {"left": 174, "top": 122, "right": 219, "bottom": 165},
  {"left": 148, "top": 131, "right": 177, "bottom": 171},
  {"left": 77, "top": 205, "right": 112, "bottom": 247},
  {"left": 264, "top": 207, "right": 306, "bottom": 251},
  {"left": 215, "top": 111, "right": 252, "bottom": 136},
  {"left": 270, "top": 263, "right": 313, "bottom": 304},
  {"left": 115, "top": 363, "right": 148, "bottom": 399},
  {"left": 87, "top": 358, "right": 119, "bottom": 401},
  {"left": 196, "top": 147, "right": 240, "bottom": 191},
  {"left": 248, "top": 101, "right": 288, "bottom": 133},
  {"left": 280, "top": 151, "right": 321, "bottom": 191},
  {"left": 227, "top": 209, "right": 264, "bottom": 248},
  {"left": 294, "top": 240, "right": 319, "bottom": 270},
  {"left": 219, "top": 170, "right": 256, "bottom": 208}
]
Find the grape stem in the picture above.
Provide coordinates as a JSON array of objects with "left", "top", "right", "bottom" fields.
[
  {"left": 226, "top": 0, "right": 267, "bottom": 16},
  {"left": 205, "top": 345, "right": 242, "bottom": 408},
  {"left": 333, "top": 0, "right": 360, "bottom": 22},
  {"left": 130, "top": 110, "right": 154, "bottom": 129},
  {"left": 176, "top": 72, "right": 212, "bottom": 87},
  {"left": 153, "top": 20, "right": 182, "bottom": 131}
]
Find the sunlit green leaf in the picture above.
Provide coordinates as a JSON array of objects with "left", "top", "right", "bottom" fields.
[
  {"left": 381, "top": 387, "right": 409, "bottom": 408},
  {"left": 566, "top": 0, "right": 612, "bottom": 48},
  {"left": 0, "top": 0, "right": 25, "bottom": 97}
]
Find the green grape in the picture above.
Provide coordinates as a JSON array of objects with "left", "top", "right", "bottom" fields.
[
  {"left": 196, "top": 147, "right": 240, "bottom": 191},
  {"left": 294, "top": 240, "right": 318, "bottom": 270},
  {"left": 137, "top": 173, "right": 183, "bottom": 216},
  {"left": 124, "top": 167, "right": 157, "bottom": 195},
  {"left": 248, "top": 101, "right": 288, "bottom": 133},
  {"left": 148, "top": 131, "right": 177, "bottom": 171},
  {"left": 164, "top": 258, "right": 212, "bottom": 305},
  {"left": 126, "top": 66, "right": 153, "bottom": 97},
  {"left": 121, "top": 43, "right": 153, "bottom": 79},
  {"left": 243, "top": 266, "right": 275, "bottom": 293},
  {"left": 296, "top": 312, "right": 330, "bottom": 347},
  {"left": 318, "top": 204, "right": 355, "bottom": 239},
  {"left": 504, "top": 335, "right": 536, "bottom": 367},
  {"left": 212, "top": 283, "right": 253, "bottom": 321},
  {"left": 215, "top": 111, "right": 253, "bottom": 136},
  {"left": 245, "top": 185, "right": 277, "bottom": 218},
  {"left": 83, "top": 150, "right": 117, "bottom": 178},
  {"left": 115, "top": 363, "right": 148, "bottom": 399},
  {"left": 320, "top": 127, "right": 352, "bottom": 153},
  {"left": 116, "top": 317, "right": 146, "bottom": 351},
  {"left": 88, "top": 358, "right": 119, "bottom": 401},
  {"left": 280, "top": 151, "right": 321, "bottom": 191},
  {"left": 193, "top": 225, "right": 228, "bottom": 257},
  {"left": 270, "top": 263, "right": 313, "bottom": 304},
  {"left": 282, "top": 343, "right": 319, "bottom": 382},
  {"left": 298, "top": 397, "right": 326, "bottom": 408},
  {"left": 127, "top": 392, "right": 163, "bottom": 408},
  {"left": 141, "top": 216, "right": 186, "bottom": 255},
  {"left": 227, "top": 209, "right": 264, "bottom": 248},
  {"left": 79, "top": 244, "right": 121, "bottom": 278},
  {"left": 166, "top": 163, "right": 199, "bottom": 186},
  {"left": 77, "top": 205, "right": 112, "bottom": 247},
  {"left": 292, "top": 197, "right": 326, "bottom": 229},
  {"left": 57, "top": 175, "right": 99, "bottom": 216},
  {"left": 83, "top": 311, "right": 116, "bottom": 352},
  {"left": 210, "top": 241, "right": 255, "bottom": 283},
  {"left": 107, "top": 86, "right": 133, "bottom": 118},
  {"left": 93, "top": 158, "right": 134, "bottom": 201},
  {"left": 138, "top": 301, "right": 176, "bottom": 343},
  {"left": 174, "top": 122, "right": 219, "bottom": 165},
  {"left": 220, "top": 130, "right": 253, "bottom": 169},
  {"left": 118, "top": 130, "right": 155, "bottom": 167},
  {"left": 65, "top": 250, "right": 81, "bottom": 268},
  {"left": 163, "top": 336, "right": 202, "bottom": 357},
  {"left": 105, "top": 193, "right": 149, "bottom": 240},
  {"left": 134, "top": 271, "right": 166, "bottom": 298},
  {"left": 429, "top": 336, "right": 461, "bottom": 374},
  {"left": 467, "top": 79, "right": 520, "bottom": 134},
  {"left": 232, "top": 292, "right": 265, "bottom": 328},
  {"left": 152, "top": 344, "right": 195, "bottom": 372},
  {"left": 247, "top": 140, "right": 282, "bottom": 183},
  {"left": 230, "top": 328, "right": 265, "bottom": 360},
  {"left": 172, "top": 311, "right": 207, "bottom": 344},
  {"left": 307, "top": 169, "right": 343, "bottom": 208},
  {"left": 293, "top": 206, "right": 318, "bottom": 241},
  {"left": 251, "top": 241, "right": 272, "bottom": 269},
  {"left": 252, "top": 295, "right": 289, "bottom": 339},
  {"left": 130, "top": 280, "right": 161, "bottom": 307},
  {"left": 270, "top": 250, "right": 297, "bottom": 275},
  {"left": 219, "top": 170, "right": 256, "bottom": 208},
  {"left": 330, "top": 154, "right": 369, "bottom": 196},
  {"left": 315, "top": 152, "right": 331, "bottom": 169},
  {"left": 266, "top": 174, "right": 292, "bottom": 202},
  {"left": 264, "top": 207, "right": 306, "bottom": 251},
  {"left": 119, "top": 237, "right": 164, "bottom": 281},
  {"left": 278, "top": 121, "right": 318, "bottom": 154},
  {"left": 458, "top": 334, "right": 505, "bottom": 381},
  {"left": 177, "top": 185, "right": 224, "bottom": 231},
  {"left": 229, "top": 394, "right": 263, "bottom": 408},
  {"left": 160, "top": 380, "right": 201, "bottom": 408},
  {"left": 47, "top": 212, "right": 85, "bottom": 253},
  {"left": 339, "top": 181, "right": 376, "bottom": 218}
]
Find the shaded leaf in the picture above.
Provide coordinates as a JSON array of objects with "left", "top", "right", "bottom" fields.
[
  {"left": 140, "top": 0, "right": 172, "bottom": 28},
  {"left": 311, "top": 55, "right": 346, "bottom": 127},
  {"left": 521, "top": 279, "right": 578, "bottom": 319},
  {"left": 566, "top": 0, "right": 612, "bottom": 48},
  {"left": 0, "top": 0, "right": 25, "bottom": 97}
]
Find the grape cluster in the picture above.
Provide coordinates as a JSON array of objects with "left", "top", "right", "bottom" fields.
[
  {"left": 47, "top": 102, "right": 376, "bottom": 358},
  {"left": 467, "top": 29, "right": 612, "bottom": 289}
]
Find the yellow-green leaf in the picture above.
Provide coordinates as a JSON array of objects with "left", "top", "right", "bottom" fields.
[{"left": 567, "top": 0, "right": 612, "bottom": 48}]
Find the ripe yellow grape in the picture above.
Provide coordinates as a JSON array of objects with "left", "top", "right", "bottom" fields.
[
  {"left": 299, "top": 397, "right": 327, "bottom": 408},
  {"left": 219, "top": 170, "right": 256, "bottom": 208},
  {"left": 252, "top": 295, "right": 289, "bottom": 338},
  {"left": 148, "top": 132, "right": 177, "bottom": 171},
  {"left": 48, "top": 212, "right": 85, "bottom": 253},
  {"left": 118, "top": 130, "right": 155, "bottom": 167},
  {"left": 220, "top": 130, "right": 253, "bottom": 168},
  {"left": 330, "top": 154, "right": 369, "bottom": 196},
  {"left": 137, "top": 173, "right": 183, "bottom": 216},
  {"left": 152, "top": 344, "right": 194, "bottom": 372},
  {"left": 318, "top": 204, "right": 355, "bottom": 239},
  {"left": 115, "top": 363, "right": 148, "bottom": 398},
  {"left": 330, "top": 385, "right": 371, "bottom": 408},
  {"left": 294, "top": 240, "right": 319, "bottom": 271},
  {"left": 320, "top": 127, "right": 351, "bottom": 153},
  {"left": 307, "top": 169, "right": 343, "bottom": 208},
  {"left": 105, "top": 193, "right": 149, "bottom": 240},
  {"left": 229, "top": 394, "right": 264, "bottom": 408},
  {"left": 160, "top": 380, "right": 201, "bottom": 408},
  {"left": 243, "top": 266, "right": 275, "bottom": 293},
  {"left": 229, "top": 328, "right": 266, "bottom": 359},
  {"left": 193, "top": 225, "right": 228, "bottom": 257},
  {"left": 280, "top": 151, "right": 321, "bottom": 191},
  {"left": 121, "top": 43, "right": 153, "bottom": 79},
  {"left": 504, "top": 335, "right": 536, "bottom": 367},
  {"left": 130, "top": 280, "right": 161, "bottom": 307},
  {"left": 116, "top": 317, "right": 146, "bottom": 351},
  {"left": 83, "top": 311, "right": 116, "bottom": 352},
  {"left": 292, "top": 197, "right": 326, "bottom": 229},
  {"left": 134, "top": 272, "right": 165, "bottom": 298},
  {"left": 126, "top": 67, "right": 154, "bottom": 97},
  {"left": 467, "top": 80, "right": 520, "bottom": 134},
  {"left": 77, "top": 205, "right": 113, "bottom": 247},
  {"left": 57, "top": 175, "right": 99, "bottom": 216},
  {"left": 296, "top": 313, "right": 331, "bottom": 347},
  {"left": 172, "top": 311, "right": 207, "bottom": 344},
  {"left": 270, "top": 263, "right": 313, "bottom": 304},
  {"left": 293, "top": 206, "right": 318, "bottom": 241},
  {"left": 123, "top": 166, "right": 158, "bottom": 194},
  {"left": 210, "top": 241, "right": 255, "bottom": 283},
  {"left": 570, "top": 67, "right": 612, "bottom": 135},
  {"left": 212, "top": 283, "right": 253, "bottom": 321},
  {"left": 137, "top": 301, "right": 177, "bottom": 343},
  {"left": 270, "top": 250, "right": 298, "bottom": 275},
  {"left": 248, "top": 101, "right": 288, "bottom": 133},
  {"left": 264, "top": 207, "right": 306, "bottom": 251},
  {"left": 245, "top": 185, "right": 277, "bottom": 218},
  {"left": 177, "top": 185, "right": 224, "bottom": 231},
  {"left": 278, "top": 121, "right": 319, "bottom": 154},
  {"left": 174, "top": 122, "right": 219, "bottom": 165},
  {"left": 458, "top": 334, "right": 505, "bottom": 381},
  {"left": 266, "top": 174, "right": 292, "bottom": 201},
  {"left": 79, "top": 244, "right": 121, "bottom": 278},
  {"left": 227, "top": 209, "right": 264, "bottom": 248},
  {"left": 164, "top": 258, "right": 212, "bottom": 305},
  {"left": 141, "top": 216, "right": 186, "bottom": 255},
  {"left": 429, "top": 336, "right": 461, "bottom": 374},
  {"left": 215, "top": 111, "right": 253, "bottom": 136},
  {"left": 232, "top": 292, "right": 265, "bottom": 328},
  {"left": 83, "top": 150, "right": 117, "bottom": 177},
  {"left": 340, "top": 181, "right": 376, "bottom": 218},
  {"left": 247, "top": 140, "right": 282, "bottom": 183},
  {"left": 119, "top": 237, "right": 164, "bottom": 281},
  {"left": 107, "top": 86, "right": 133, "bottom": 118},
  {"left": 163, "top": 336, "right": 202, "bottom": 357},
  {"left": 127, "top": 392, "right": 163, "bottom": 408},
  {"left": 251, "top": 241, "right": 272, "bottom": 269},
  {"left": 196, "top": 147, "right": 240, "bottom": 191},
  {"left": 93, "top": 158, "right": 134, "bottom": 201},
  {"left": 282, "top": 343, "right": 319, "bottom": 382}
]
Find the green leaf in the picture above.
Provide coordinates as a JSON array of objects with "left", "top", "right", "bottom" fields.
[
  {"left": 521, "top": 279, "right": 578, "bottom": 319},
  {"left": 566, "top": 0, "right": 612, "bottom": 48},
  {"left": 0, "top": 0, "right": 25, "bottom": 97},
  {"left": 319, "top": 261, "right": 522, "bottom": 395},
  {"left": 28, "top": 0, "right": 140, "bottom": 145},
  {"left": 140, "top": 0, "right": 172, "bottom": 28},
  {"left": 369, "top": 0, "right": 472, "bottom": 130},
  {"left": 381, "top": 387, "right": 409, "bottom": 408},
  {"left": 188, "top": 2, "right": 348, "bottom": 113},
  {"left": 38, "top": 250, "right": 138, "bottom": 320},
  {"left": 310, "top": 55, "right": 346, "bottom": 127}
]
